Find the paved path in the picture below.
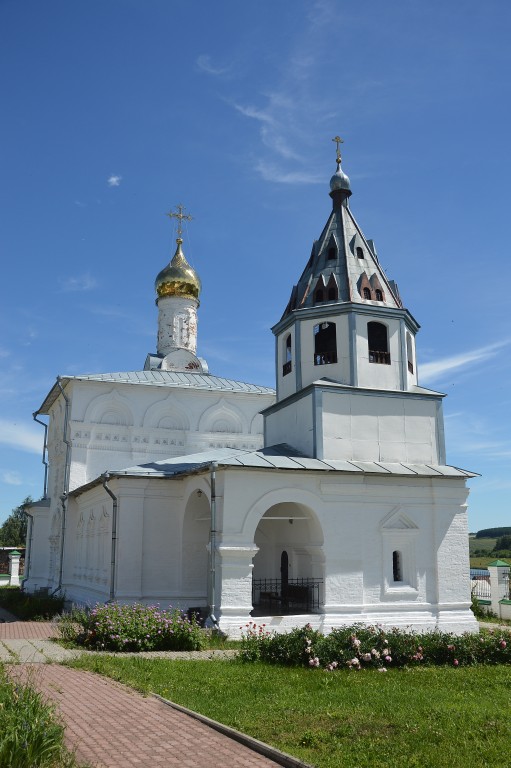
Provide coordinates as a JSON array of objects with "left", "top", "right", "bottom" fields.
[
  {"left": 8, "top": 665, "right": 284, "bottom": 768},
  {"left": 1, "top": 617, "right": 301, "bottom": 768}
]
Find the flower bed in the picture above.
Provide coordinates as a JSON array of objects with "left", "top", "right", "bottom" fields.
[
  {"left": 239, "top": 622, "right": 511, "bottom": 670},
  {"left": 58, "top": 603, "right": 206, "bottom": 652}
]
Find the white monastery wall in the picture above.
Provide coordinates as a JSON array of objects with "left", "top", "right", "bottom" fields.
[
  {"left": 264, "top": 393, "right": 314, "bottom": 456},
  {"left": 64, "top": 381, "right": 272, "bottom": 490},
  {"left": 322, "top": 390, "right": 442, "bottom": 463}
]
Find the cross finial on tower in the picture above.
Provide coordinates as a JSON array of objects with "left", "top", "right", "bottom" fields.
[
  {"left": 166, "top": 203, "right": 193, "bottom": 240},
  {"left": 332, "top": 135, "right": 344, "bottom": 166}
]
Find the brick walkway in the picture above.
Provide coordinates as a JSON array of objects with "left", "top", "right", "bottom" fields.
[
  {"left": 8, "top": 665, "right": 283, "bottom": 768},
  {"left": 0, "top": 620, "right": 58, "bottom": 639}
]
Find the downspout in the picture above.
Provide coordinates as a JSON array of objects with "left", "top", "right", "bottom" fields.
[
  {"left": 56, "top": 377, "right": 72, "bottom": 593},
  {"left": 206, "top": 462, "right": 219, "bottom": 628},
  {"left": 32, "top": 412, "right": 48, "bottom": 499},
  {"left": 102, "top": 474, "right": 118, "bottom": 602}
]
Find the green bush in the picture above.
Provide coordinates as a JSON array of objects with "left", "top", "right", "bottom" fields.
[
  {"left": 0, "top": 587, "right": 65, "bottom": 621},
  {"left": 0, "top": 667, "right": 77, "bottom": 767},
  {"left": 58, "top": 602, "right": 207, "bottom": 652},
  {"left": 239, "top": 622, "right": 511, "bottom": 670}
]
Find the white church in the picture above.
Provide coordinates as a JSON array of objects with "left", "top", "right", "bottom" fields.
[{"left": 24, "top": 144, "right": 478, "bottom": 636}]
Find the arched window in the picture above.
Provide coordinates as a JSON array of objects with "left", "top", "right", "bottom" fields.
[
  {"left": 368, "top": 321, "right": 390, "bottom": 364},
  {"left": 327, "top": 246, "right": 336, "bottom": 260},
  {"left": 326, "top": 274, "right": 338, "bottom": 301},
  {"left": 363, "top": 287, "right": 371, "bottom": 300},
  {"left": 406, "top": 332, "right": 414, "bottom": 374},
  {"left": 314, "top": 289, "right": 324, "bottom": 303},
  {"left": 375, "top": 289, "right": 383, "bottom": 301},
  {"left": 283, "top": 334, "right": 292, "bottom": 376},
  {"left": 356, "top": 247, "right": 364, "bottom": 259},
  {"left": 314, "top": 322, "right": 337, "bottom": 365},
  {"left": 393, "top": 550, "right": 403, "bottom": 582}
]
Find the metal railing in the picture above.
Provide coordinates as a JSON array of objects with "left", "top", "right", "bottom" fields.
[
  {"left": 369, "top": 350, "right": 391, "bottom": 365},
  {"left": 252, "top": 577, "right": 323, "bottom": 614},
  {"left": 314, "top": 352, "right": 337, "bottom": 366}
]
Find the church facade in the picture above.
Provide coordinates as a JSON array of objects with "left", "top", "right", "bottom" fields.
[{"left": 24, "top": 148, "right": 478, "bottom": 636}]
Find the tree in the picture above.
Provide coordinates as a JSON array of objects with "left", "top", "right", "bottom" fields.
[
  {"left": 0, "top": 497, "right": 32, "bottom": 547},
  {"left": 495, "top": 535, "right": 511, "bottom": 551}
]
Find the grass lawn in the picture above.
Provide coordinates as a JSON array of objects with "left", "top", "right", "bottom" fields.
[{"left": 69, "top": 656, "right": 511, "bottom": 768}]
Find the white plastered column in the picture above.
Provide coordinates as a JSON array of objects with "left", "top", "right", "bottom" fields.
[{"left": 216, "top": 542, "right": 259, "bottom": 634}]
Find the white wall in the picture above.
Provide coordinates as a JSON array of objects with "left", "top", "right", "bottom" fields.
[{"left": 322, "top": 389, "right": 442, "bottom": 463}]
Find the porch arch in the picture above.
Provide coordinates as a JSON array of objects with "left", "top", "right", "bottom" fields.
[
  {"left": 181, "top": 488, "right": 211, "bottom": 605},
  {"left": 246, "top": 491, "right": 324, "bottom": 615}
]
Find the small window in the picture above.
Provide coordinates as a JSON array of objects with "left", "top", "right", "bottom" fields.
[
  {"left": 356, "top": 247, "right": 364, "bottom": 259},
  {"left": 393, "top": 550, "right": 403, "bottom": 582},
  {"left": 406, "top": 332, "right": 414, "bottom": 374},
  {"left": 375, "top": 289, "right": 383, "bottom": 301},
  {"left": 314, "top": 322, "right": 337, "bottom": 365},
  {"left": 327, "top": 246, "right": 336, "bottom": 260},
  {"left": 283, "top": 334, "right": 292, "bottom": 376},
  {"left": 314, "top": 289, "right": 324, "bottom": 303},
  {"left": 363, "top": 287, "right": 371, "bottom": 300},
  {"left": 368, "top": 321, "right": 390, "bottom": 364}
]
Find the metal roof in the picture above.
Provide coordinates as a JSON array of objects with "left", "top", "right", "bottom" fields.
[
  {"left": 37, "top": 371, "right": 275, "bottom": 414},
  {"left": 70, "top": 444, "right": 477, "bottom": 495}
]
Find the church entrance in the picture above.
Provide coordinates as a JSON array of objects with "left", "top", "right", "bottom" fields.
[
  {"left": 251, "top": 503, "right": 323, "bottom": 616},
  {"left": 182, "top": 490, "right": 211, "bottom": 617}
]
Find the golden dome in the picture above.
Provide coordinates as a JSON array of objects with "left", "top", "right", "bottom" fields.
[{"left": 155, "top": 238, "right": 201, "bottom": 301}]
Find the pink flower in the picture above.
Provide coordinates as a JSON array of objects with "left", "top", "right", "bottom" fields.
[
  {"left": 500, "top": 640, "right": 507, "bottom": 649},
  {"left": 453, "top": 659, "right": 459, "bottom": 666},
  {"left": 385, "top": 655, "right": 392, "bottom": 663},
  {"left": 362, "top": 653, "right": 372, "bottom": 662}
]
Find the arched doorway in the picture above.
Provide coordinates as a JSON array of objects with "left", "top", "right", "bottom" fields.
[
  {"left": 182, "top": 490, "right": 211, "bottom": 610},
  {"left": 252, "top": 502, "right": 323, "bottom": 615}
]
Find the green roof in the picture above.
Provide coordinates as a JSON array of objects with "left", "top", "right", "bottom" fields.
[{"left": 487, "top": 559, "right": 510, "bottom": 567}]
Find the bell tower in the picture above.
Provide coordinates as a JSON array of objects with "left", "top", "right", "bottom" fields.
[{"left": 264, "top": 140, "right": 446, "bottom": 466}]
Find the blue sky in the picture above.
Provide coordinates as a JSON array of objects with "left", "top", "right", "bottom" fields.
[{"left": 1, "top": 0, "right": 510, "bottom": 531}]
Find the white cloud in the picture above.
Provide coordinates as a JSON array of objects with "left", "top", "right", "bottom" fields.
[
  {"left": 196, "top": 55, "right": 230, "bottom": 76},
  {"left": 229, "top": 2, "right": 342, "bottom": 183},
  {"left": 234, "top": 104, "right": 275, "bottom": 126},
  {"left": 59, "top": 274, "right": 97, "bottom": 292},
  {"left": 255, "top": 161, "right": 324, "bottom": 185},
  {"left": 420, "top": 340, "right": 510, "bottom": 383},
  {"left": 107, "top": 175, "right": 122, "bottom": 187},
  {"left": 1, "top": 471, "right": 22, "bottom": 486},
  {"left": 0, "top": 420, "right": 43, "bottom": 454}
]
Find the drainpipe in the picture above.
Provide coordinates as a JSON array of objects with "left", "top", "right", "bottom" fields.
[
  {"left": 206, "top": 462, "right": 219, "bottom": 628},
  {"left": 56, "top": 377, "right": 72, "bottom": 593},
  {"left": 102, "top": 474, "right": 118, "bottom": 602},
  {"left": 32, "top": 412, "right": 48, "bottom": 499}
]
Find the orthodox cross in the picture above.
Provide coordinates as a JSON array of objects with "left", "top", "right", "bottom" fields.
[
  {"left": 166, "top": 204, "right": 193, "bottom": 238},
  {"left": 332, "top": 135, "right": 343, "bottom": 164}
]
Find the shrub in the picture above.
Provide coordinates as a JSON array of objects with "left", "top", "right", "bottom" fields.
[
  {"left": 0, "top": 586, "right": 65, "bottom": 621},
  {"left": 58, "top": 602, "right": 207, "bottom": 652},
  {"left": 239, "top": 622, "right": 511, "bottom": 670},
  {"left": 0, "top": 667, "right": 77, "bottom": 767}
]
